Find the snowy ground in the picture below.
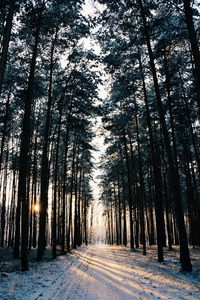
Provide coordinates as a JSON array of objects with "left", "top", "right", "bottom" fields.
[{"left": 0, "top": 245, "right": 200, "bottom": 300}]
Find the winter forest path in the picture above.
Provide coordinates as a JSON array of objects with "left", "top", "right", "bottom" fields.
[{"left": 1, "top": 245, "right": 200, "bottom": 299}]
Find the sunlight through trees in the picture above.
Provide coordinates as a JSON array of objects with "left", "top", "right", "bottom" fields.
[{"left": 0, "top": 0, "right": 200, "bottom": 280}]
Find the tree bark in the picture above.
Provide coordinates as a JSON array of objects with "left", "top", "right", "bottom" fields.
[
  {"left": 0, "top": 0, "right": 15, "bottom": 96},
  {"left": 119, "top": 147, "right": 127, "bottom": 246},
  {"left": 138, "top": 49, "right": 164, "bottom": 260},
  {"left": 135, "top": 109, "right": 146, "bottom": 255},
  {"left": 0, "top": 147, "right": 8, "bottom": 247},
  {"left": 66, "top": 137, "right": 77, "bottom": 252},
  {"left": 183, "top": 0, "right": 200, "bottom": 110},
  {"left": 16, "top": 3, "right": 44, "bottom": 271},
  {"left": 122, "top": 129, "right": 134, "bottom": 249},
  {"left": 0, "top": 89, "right": 11, "bottom": 171},
  {"left": 37, "top": 29, "right": 58, "bottom": 261}
]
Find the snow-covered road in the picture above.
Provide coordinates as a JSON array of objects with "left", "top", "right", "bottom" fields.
[{"left": 1, "top": 245, "right": 200, "bottom": 299}]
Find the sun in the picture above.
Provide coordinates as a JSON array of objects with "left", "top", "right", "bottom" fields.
[{"left": 33, "top": 204, "right": 40, "bottom": 212}]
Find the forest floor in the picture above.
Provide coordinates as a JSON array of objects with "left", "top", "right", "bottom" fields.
[{"left": 0, "top": 245, "right": 200, "bottom": 300}]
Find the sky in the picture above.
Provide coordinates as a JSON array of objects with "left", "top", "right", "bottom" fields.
[{"left": 81, "top": 0, "right": 109, "bottom": 242}]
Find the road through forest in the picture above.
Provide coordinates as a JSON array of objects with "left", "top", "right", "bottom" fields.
[{"left": 1, "top": 245, "right": 200, "bottom": 299}]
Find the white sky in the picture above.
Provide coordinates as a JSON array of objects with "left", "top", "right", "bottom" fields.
[{"left": 82, "top": 0, "right": 108, "bottom": 242}]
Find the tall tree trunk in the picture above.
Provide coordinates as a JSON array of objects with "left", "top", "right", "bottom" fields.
[
  {"left": 163, "top": 167, "right": 173, "bottom": 250},
  {"left": 51, "top": 74, "right": 73, "bottom": 257},
  {"left": 32, "top": 170, "right": 37, "bottom": 248},
  {"left": 0, "top": 89, "right": 11, "bottom": 171},
  {"left": 67, "top": 137, "right": 77, "bottom": 252},
  {"left": 119, "top": 147, "right": 127, "bottom": 246},
  {"left": 122, "top": 130, "right": 134, "bottom": 249},
  {"left": 147, "top": 165, "right": 155, "bottom": 245},
  {"left": 29, "top": 110, "right": 40, "bottom": 250},
  {"left": 8, "top": 160, "right": 17, "bottom": 248},
  {"left": 0, "top": 0, "right": 15, "bottom": 96},
  {"left": 138, "top": 0, "right": 192, "bottom": 271},
  {"left": 107, "top": 211, "right": 111, "bottom": 244},
  {"left": 0, "top": 146, "right": 8, "bottom": 247},
  {"left": 61, "top": 118, "right": 70, "bottom": 253},
  {"left": 183, "top": 0, "right": 200, "bottom": 110},
  {"left": 52, "top": 107, "right": 63, "bottom": 259},
  {"left": 74, "top": 144, "right": 80, "bottom": 249},
  {"left": 14, "top": 4, "right": 44, "bottom": 270},
  {"left": 113, "top": 184, "right": 119, "bottom": 245},
  {"left": 117, "top": 177, "right": 122, "bottom": 244},
  {"left": 179, "top": 70, "right": 200, "bottom": 177},
  {"left": 138, "top": 47, "right": 164, "bottom": 261},
  {"left": 182, "top": 129, "right": 200, "bottom": 246},
  {"left": 84, "top": 195, "right": 88, "bottom": 246},
  {"left": 37, "top": 29, "right": 58, "bottom": 260},
  {"left": 77, "top": 169, "right": 82, "bottom": 246},
  {"left": 135, "top": 109, "right": 146, "bottom": 255}
]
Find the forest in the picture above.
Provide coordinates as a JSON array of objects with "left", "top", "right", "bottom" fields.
[{"left": 0, "top": 1, "right": 200, "bottom": 297}]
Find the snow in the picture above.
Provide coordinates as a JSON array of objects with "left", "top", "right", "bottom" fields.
[{"left": 0, "top": 245, "right": 200, "bottom": 299}]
